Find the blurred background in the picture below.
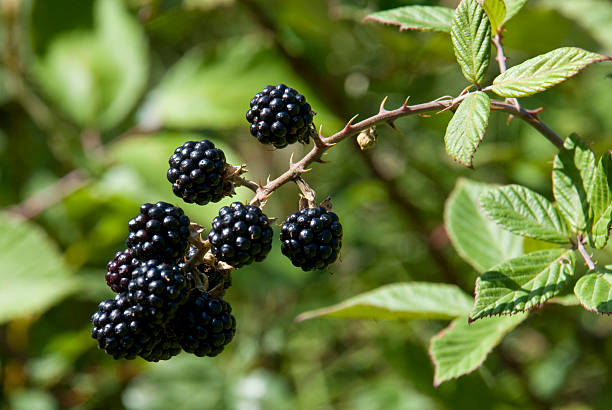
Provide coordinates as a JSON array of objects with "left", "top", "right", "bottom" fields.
[{"left": 1, "top": 0, "right": 611, "bottom": 409}]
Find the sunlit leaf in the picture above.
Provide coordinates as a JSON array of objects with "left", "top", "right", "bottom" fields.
[
  {"left": 444, "top": 91, "right": 490, "bottom": 168},
  {"left": 451, "top": 0, "right": 491, "bottom": 85},
  {"left": 429, "top": 313, "right": 526, "bottom": 386},
  {"left": 470, "top": 249, "right": 575, "bottom": 321},
  {"left": 491, "top": 47, "right": 610, "bottom": 98},
  {"left": 479, "top": 0, "right": 506, "bottom": 34},
  {"left": 295, "top": 282, "right": 473, "bottom": 322},
  {"left": 503, "top": 0, "right": 529, "bottom": 24},
  {"left": 363, "top": 6, "right": 454, "bottom": 33},
  {"left": 588, "top": 152, "right": 612, "bottom": 248},
  {"left": 574, "top": 268, "right": 612, "bottom": 314},
  {"left": 445, "top": 178, "right": 523, "bottom": 272}
]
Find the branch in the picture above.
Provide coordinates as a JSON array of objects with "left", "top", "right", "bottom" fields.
[
  {"left": 491, "top": 33, "right": 521, "bottom": 113},
  {"left": 577, "top": 235, "right": 596, "bottom": 271}
]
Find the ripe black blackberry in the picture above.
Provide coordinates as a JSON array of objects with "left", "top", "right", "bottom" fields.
[
  {"left": 280, "top": 206, "right": 343, "bottom": 271},
  {"left": 139, "top": 328, "right": 182, "bottom": 362},
  {"left": 105, "top": 248, "right": 140, "bottom": 293},
  {"left": 246, "top": 84, "right": 314, "bottom": 148},
  {"left": 208, "top": 202, "right": 273, "bottom": 268},
  {"left": 91, "top": 292, "right": 158, "bottom": 360},
  {"left": 128, "top": 260, "right": 189, "bottom": 324},
  {"left": 167, "top": 140, "right": 234, "bottom": 205},
  {"left": 171, "top": 289, "right": 236, "bottom": 357},
  {"left": 126, "top": 202, "right": 190, "bottom": 263}
]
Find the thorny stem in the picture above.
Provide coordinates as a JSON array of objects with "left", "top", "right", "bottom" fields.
[
  {"left": 576, "top": 235, "right": 596, "bottom": 271},
  {"left": 491, "top": 32, "right": 521, "bottom": 112},
  {"left": 249, "top": 95, "right": 564, "bottom": 205}
]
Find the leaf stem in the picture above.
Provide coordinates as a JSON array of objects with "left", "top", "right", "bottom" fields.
[{"left": 577, "top": 235, "right": 596, "bottom": 271}]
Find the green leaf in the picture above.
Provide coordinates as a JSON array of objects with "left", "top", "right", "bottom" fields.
[
  {"left": 30, "top": 0, "right": 148, "bottom": 129},
  {"left": 0, "top": 213, "right": 78, "bottom": 323},
  {"left": 491, "top": 47, "right": 610, "bottom": 98},
  {"left": 574, "top": 268, "right": 612, "bottom": 314},
  {"left": 588, "top": 152, "right": 612, "bottom": 248},
  {"left": 429, "top": 313, "right": 526, "bottom": 386},
  {"left": 553, "top": 134, "right": 597, "bottom": 234},
  {"left": 444, "top": 91, "right": 490, "bottom": 167},
  {"left": 294, "top": 282, "right": 473, "bottom": 322},
  {"left": 503, "top": 0, "right": 529, "bottom": 24},
  {"left": 480, "top": 184, "right": 571, "bottom": 244},
  {"left": 470, "top": 249, "right": 575, "bottom": 321},
  {"left": 480, "top": 0, "right": 506, "bottom": 34},
  {"left": 451, "top": 0, "right": 491, "bottom": 85},
  {"left": 363, "top": 6, "right": 454, "bottom": 33},
  {"left": 445, "top": 178, "right": 523, "bottom": 272}
]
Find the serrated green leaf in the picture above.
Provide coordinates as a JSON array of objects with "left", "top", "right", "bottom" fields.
[
  {"left": 445, "top": 178, "right": 523, "bottom": 272},
  {"left": 504, "top": 0, "right": 528, "bottom": 24},
  {"left": 451, "top": 0, "right": 491, "bottom": 85},
  {"left": 364, "top": 6, "right": 454, "bottom": 33},
  {"left": 480, "top": 184, "right": 571, "bottom": 244},
  {"left": 588, "top": 152, "right": 612, "bottom": 248},
  {"left": 553, "top": 135, "right": 597, "bottom": 234},
  {"left": 470, "top": 249, "right": 575, "bottom": 321},
  {"left": 429, "top": 313, "right": 526, "bottom": 386},
  {"left": 480, "top": 0, "right": 506, "bottom": 34},
  {"left": 294, "top": 283, "right": 473, "bottom": 322},
  {"left": 444, "top": 91, "right": 490, "bottom": 167},
  {"left": 491, "top": 47, "right": 610, "bottom": 98},
  {"left": 574, "top": 268, "right": 612, "bottom": 313},
  {"left": 0, "top": 213, "right": 78, "bottom": 323}
]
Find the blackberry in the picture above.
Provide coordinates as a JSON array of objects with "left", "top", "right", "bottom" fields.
[
  {"left": 91, "top": 292, "right": 158, "bottom": 360},
  {"left": 171, "top": 289, "right": 236, "bottom": 357},
  {"left": 105, "top": 248, "right": 140, "bottom": 293},
  {"left": 246, "top": 84, "right": 314, "bottom": 148},
  {"left": 128, "top": 260, "right": 189, "bottom": 324},
  {"left": 126, "top": 202, "right": 190, "bottom": 263},
  {"left": 280, "top": 206, "right": 343, "bottom": 271},
  {"left": 207, "top": 202, "right": 273, "bottom": 268},
  {"left": 139, "top": 328, "right": 182, "bottom": 362},
  {"left": 167, "top": 140, "right": 234, "bottom": 205}
]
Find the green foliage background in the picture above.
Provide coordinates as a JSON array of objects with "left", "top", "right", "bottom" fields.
[{"left": 0, "top": 0, "right": 611, "bottom": 408}]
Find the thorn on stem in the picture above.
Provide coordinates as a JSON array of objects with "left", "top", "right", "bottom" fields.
[{"left": 379, "top": 96, "right": 389, "bottom": 113}]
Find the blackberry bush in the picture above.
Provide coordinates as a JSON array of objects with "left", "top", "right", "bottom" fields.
[
  {"left": 246, "top": 84, "right": 314, "bottom": 148},
  {"left": 127, "top": 259, "right": 189, "bottom": 324},
  {"left": 91, "top": 293, "right": 158, "bottom": 360},
  {"left": 105, "top": 248, "right": 140, "bottom": 293},
  {"left": 171, "top": 289, "right": 236, "bottom": 357},
  {"left": 280, "top": 206, "right": 343, "bottom": 271},
  {"left": 126, "top": 202, "right": 190, "bottom": 263},
  {"left": 167, "top": 139, "right": 234, "bottom": 205},
  {"left": 208, "top": 202, "right": 273, "bottom": 268}
]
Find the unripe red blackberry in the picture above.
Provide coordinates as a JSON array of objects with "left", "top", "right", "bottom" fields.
[
  {"left": 207, "top": 202, "right": 273, "bottom": 268},
  {"left": 246, "top": 84, "right": 314, "bottom": 148},
  {"left": 171, "top": 289, "right": 236, "bottom": 357},
  {"left": 167, "top": 140, "right": 234, "bottom": 205},
  {"left": 280, "top": 206, "right": 343, "bottom": 271},
  {"left": 128, "top": 260, "right": 189, "bottom": 324},
  {"left": 126, "top": 202, "right": 190, "bottom": 263},
  {"left": 91, "top": 292, "right": 159, "bottom": 360},
  {"left": 105, "top": 248, "right": 140, "bottom": 293}
]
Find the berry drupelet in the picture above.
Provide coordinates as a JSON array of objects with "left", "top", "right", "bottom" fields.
[
  {"left": 171, "top": 289, "right": 236, "bottom": 357},
  {"left": 126, "top": 202, "right": 190, "bottom": 263},
  {"left": 208, "top": 202, "right": 273, "bottom": 268},
  {"left": 105, "top": 248, "right": 140, "bottom": 293},
  {"left": 246, "top": 84, "right": 314, "bottom": 148},
  {"left": 167, "top": 139, "right": 234, "bottom": 205},
  {"left": 280, "top": 206, "right": 343, "bottom": 271}
]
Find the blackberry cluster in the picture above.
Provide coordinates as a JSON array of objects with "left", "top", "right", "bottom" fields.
[
  {"left": 208, "top": 202, "right": 273, "bottom": 268},
  {"left": 126, "top": 202, "right": 190, "bottom": 263},
  {"left": 280, "top": 207, "right": 343, "bottom": 271},
  {"left": 127, "top": 260, "right": 189, "bottom": 324},
  {"left": 185, "top": 247, "right": 232, "bottom": 292},
  {"left": 171, "top": 289, "right": 236, "bottom": 357},
  {"left": 105, "top": 248, "right": 140, "bottom": 293},
  {"left": 246, "top": 84, "right": 314, "bottom": 148},
  {"left": 167, "top": 140, "right": 234, "bottom": 205}
]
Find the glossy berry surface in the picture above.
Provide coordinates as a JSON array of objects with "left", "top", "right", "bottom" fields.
[
  {"left": 246, "top": 84, "right": 314, "bottom": 148},
  {"left": 171, "top": 289, "right": 236, "bottom": 357},
  {"left": 167, "top": 139, "right": 233, "bottom": 205},
  {"left": 127, "top": 260, "right": 189, "bottom": 324},
  {"left": 126, "top": 202, "right": 190, "bottom": 263},
  {"left": 105, "top": 248, "right": 140, "bottom": 293},
  {"left": 280, "top": 207, "right": 343, "bottom": 271},
  {"left": 139, "top": 328, "right": 182, "bottom": 362},
  {"left": 208, "top": 202, "right": 273, "bottom": 268},
  {"left": 91, "top": 293, "right": 159, "bottom": 360}
]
